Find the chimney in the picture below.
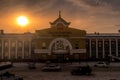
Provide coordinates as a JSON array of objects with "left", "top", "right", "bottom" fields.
[{"left": 0, "top": 30, "right": 4, "bottom": 34}]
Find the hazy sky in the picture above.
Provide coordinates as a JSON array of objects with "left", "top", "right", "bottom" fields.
[{"left": 0, "top": 0, "right": 120, "bottom": 33}]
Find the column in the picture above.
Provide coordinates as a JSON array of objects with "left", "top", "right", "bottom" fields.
[
  {"left": 29, "top": 40, "right": 31, "bottom": 59},
  {"left": 22, "top": 40, "right": 24, "bottom": 59},
  {"left": 116, "top": 39, "right": 118, "bottom": 56},
  {"left": 109, "top": 39, "right": 111, "bottom": 56},
  {"left": 8, "top": 40, "right": 11, "bottom": 59},
  {"left": 89, "top": 39, "right": 92, "bottom": 58},
  {"left": 1, "top": 39, "right": 4, "bottom": 59},
  {"left": 102, "top": 39, "right": 105, "bottom": 58},
  {"left": 96, "top": 39, "right": 98, "bottom": 58},
  {"left": 15, "top": 40, "right": 18, "bottom": 59}
]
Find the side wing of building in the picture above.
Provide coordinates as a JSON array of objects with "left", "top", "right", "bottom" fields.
[
  {"left": 0, "top": 32, "right": 34, "bottom": 61},
  {"left": 86, "top": 33, "right": 120, "bottom": 60}
]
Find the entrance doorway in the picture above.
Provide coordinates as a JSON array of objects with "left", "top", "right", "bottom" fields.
[{"left": 49, "top": 38, "right": 72, "bottom": 62}]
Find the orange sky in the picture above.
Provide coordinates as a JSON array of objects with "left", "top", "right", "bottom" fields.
[{"left": 0, "top": 0, "right": 120, "bottom": 33}]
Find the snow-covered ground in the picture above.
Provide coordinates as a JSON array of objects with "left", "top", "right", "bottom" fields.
[
  {"left": 10, "top": 71, "right": 119, "bottom": 80},
  {"left": 5, "top": 62, "right": 119, "bottom": 80},
  {"left": 1, "top": 62, "right": 119, "bottom": 80}
]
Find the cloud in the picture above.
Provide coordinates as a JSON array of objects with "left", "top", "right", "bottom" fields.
[
  {"left": 0, "top": 0, "right": 56, "bottom": 16},
  {"left": 66, "top": 0, "right": 120, "bottom": 16},
  {"left": 1, "top": 0, "right": 120, "bottom": 16},
  {"left": 0, "top": 0, "right": 111, "bottom": 17}
]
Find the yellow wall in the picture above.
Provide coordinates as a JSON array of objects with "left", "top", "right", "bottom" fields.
[{"left": 35, "top": 27, "right": 86, "bottom": 49}]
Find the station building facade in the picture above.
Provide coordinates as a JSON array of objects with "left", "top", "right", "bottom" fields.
[
  {"left": 0, "top": 14, "right": 120, "bottom": 61},
  {"left": 34, "top": 14, "right": 86, "bottom": 61}
]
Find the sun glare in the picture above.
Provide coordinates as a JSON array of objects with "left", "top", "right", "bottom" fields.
[{"left": 17, "top": 16, "right": 29, "bottom": 26}]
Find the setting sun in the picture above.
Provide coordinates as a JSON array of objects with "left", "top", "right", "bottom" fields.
[{"left": 17, "top": 16, "right": 29, "bottom": 26}]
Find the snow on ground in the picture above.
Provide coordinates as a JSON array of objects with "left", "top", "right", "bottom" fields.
[
  {"left": 6, "top": 62, "right": 120, "bottom": 80},
  {"left": 11, "top": 71, "right": 120, "bottom": 80},
  {"left": 1, "top": 62, "right": 119, "bottom": 80}
]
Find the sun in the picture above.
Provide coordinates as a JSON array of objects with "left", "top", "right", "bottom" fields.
[{"left": 17, "top": 16, "right": 29, "bottom": 26}]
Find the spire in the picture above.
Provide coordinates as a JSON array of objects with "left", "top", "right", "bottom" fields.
[{"left": 59, "top": 11, "right": 61, "bottom": 18}]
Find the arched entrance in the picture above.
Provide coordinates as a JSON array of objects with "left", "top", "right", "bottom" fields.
[{"left": 49, "top": 38, "right": 72, "bottom": 62}]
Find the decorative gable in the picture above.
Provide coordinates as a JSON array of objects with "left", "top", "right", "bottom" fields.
[{"left": 50, "top": 11, "right": 71, "bottom": 28}]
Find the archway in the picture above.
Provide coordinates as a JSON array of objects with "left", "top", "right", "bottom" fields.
[{"left": 49, "top": 38, "right": 72, "bottom": 62}]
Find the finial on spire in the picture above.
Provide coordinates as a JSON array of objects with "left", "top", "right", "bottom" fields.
[{"left": 59, "top": 11, "right": 61, "bottom": 18}]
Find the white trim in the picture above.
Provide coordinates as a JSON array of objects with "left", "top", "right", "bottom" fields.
[
  {"left": 22, "top": 40, "right": 24, "bottom": 59},
  {"left": 89, "top": 39, "right": 91, "bottom": 57},
  {"left": 53, "top": 50, "right": 69, "bottom": 54},
  {"left": 69, "top": 37, "right": 86, "bottom": 39},
  {"left": 103, "top": 39, "right": 105, "bottom": 58},
  {"left": 109, "top": 39, "right": 111, "bottom": 56},
  {"left": 54, "top": 22, "right": 68, "bottom": 27},
  {"left": 35, "top": 49, "right": 50, "bottom": 54},
  {"left": 96, "top": 39, "right": 98, "bottom": 58},
  {"left": 1, "top": 39, "right": 4, "bottom": 59},
  {"left": 87, "top": 33, "right": 120, "bottom": 37},
  {"left": 29, "top": 40, "right": 31, "bottom": 59},
  {"left": 35, "top": 49, "right": 86, "bottom": 54},
  {"left": 8, "top": 40, "right": 11, "bottom": 59},
  {"left": 38, "top": 37, "right": 86, "bottom": 39},
  {"left": 116, "top": 39, "right": 118, "bottom": 56},
  {"left": 70, "top": 49, "right": 86, "bottom": 53},
  {"left": 15, "top": 40, "right": 18, "bottom": 59}
]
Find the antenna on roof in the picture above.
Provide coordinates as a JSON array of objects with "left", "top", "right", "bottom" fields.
[{"left": 59, "top": 11, "right": 61, "bottom": 18}]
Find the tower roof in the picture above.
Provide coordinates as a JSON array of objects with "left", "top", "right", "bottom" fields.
[{"left": 50, "top": 11, "right": 71, "bottom": 28}]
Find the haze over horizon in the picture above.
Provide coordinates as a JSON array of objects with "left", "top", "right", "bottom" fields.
[{"left": 0, "top": 0, "right": 120, "bottom": 33}]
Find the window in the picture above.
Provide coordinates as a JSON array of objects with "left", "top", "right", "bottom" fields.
[
  {"left": 5, "top": 42, "right": 8, "bottom": 47},
  {"left": 75, "top": 41, "right": 79, "bottom": 49},
  {"left": 42, "top": 42, "right": 46, "bottom": 49},
  {"left": 91, "top": 41, "right": 95, "bottom": 45},
  {"left": 98, "top": 41, "right": 102, "bottom": 47},
  {"left": 12, "top": 42, "right": 16, "bottom": 47},
  {"left": 18, "top": 42, "right": 22, "bottom": 47},
  {"left": 75, "top": 44, "right": 79, "bottom": 49}
]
